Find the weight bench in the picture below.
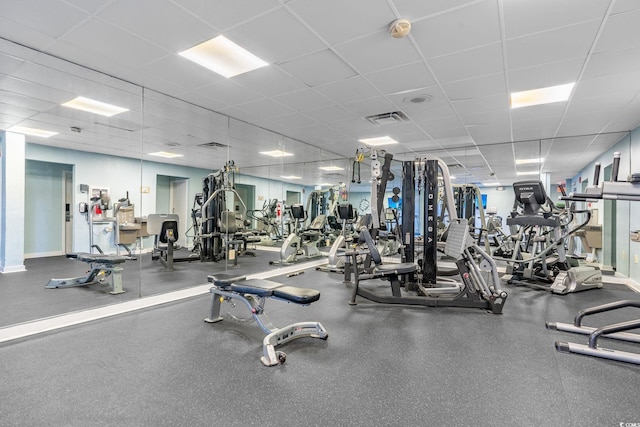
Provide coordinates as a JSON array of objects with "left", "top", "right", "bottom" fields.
[
  {"left": 204, "top": 275, "right": 328, "bottom": 366},
  {"left": 46, "top": 252, "right": 126, "bottom": 294}
]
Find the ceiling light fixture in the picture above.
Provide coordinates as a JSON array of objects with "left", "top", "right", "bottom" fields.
[
  {"left": 516, "top": 171, "right": 540, "bottom": 176},
  {"left": 280, "top": 175, "right": 301, "bottom": 180},
  {"left": 358, "top": 136, "right": 399, "bottom": 146},
  {"left": 510, "top": 83, "right": 575, "bottom": 109},
  {"left": 148, "top": 151, "right": 184, "bottom": 159},
  {"left": 481, "top": 182, "right": 501, "bottom": 187},
  {"left": 61, "top": 96, "right": 129, "bottom": 117},
  {"left": 515, "top": 157, "right": 545, "bottom": 165},
  {"left": 319, "top": 166, "right": 344, "bottom": 171},
  {"left": 260, "top": 150, "right": 293, "bottom": 157},
  {"left": 7, "top": 125, "right": 58, "bottom": 138},
  {"left": 179, "top": 35, "right": 268, "bottom": 78}
]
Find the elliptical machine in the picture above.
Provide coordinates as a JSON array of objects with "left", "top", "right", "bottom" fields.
[{"left": 501, "top": 181, "right": 602, "bottom": 294}]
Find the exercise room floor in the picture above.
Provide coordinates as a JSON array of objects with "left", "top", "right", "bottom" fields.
[{"left": 1, "top": 260, "right": 639, "bottom": 426}]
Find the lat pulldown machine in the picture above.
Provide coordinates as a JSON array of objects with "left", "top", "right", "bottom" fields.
[{"left": 349, "top": 154, "right": 507, "bottom": 314}]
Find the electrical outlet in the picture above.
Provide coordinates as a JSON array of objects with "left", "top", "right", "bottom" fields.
[{"left": 635, "top": 254, "right": 638, "bottom": 264}]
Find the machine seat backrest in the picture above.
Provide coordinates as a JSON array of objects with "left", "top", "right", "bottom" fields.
[
  {"left": 158, "top": 220, "right": 178, "bottom": 244},
  {"left": 359, "top": 228, "right": 383, "bottom": 266},
  {"left": 290, "top": 204, "right": 305, "bottom": 220},
  {"left": 220, "top": 210, "right": 239, "bottom": 234},
  {"left": 338, "top": 204, "right": 355, "bottom": 221},
  {"left": 309, "top": 214, "right": 327, "bottom": 231}
]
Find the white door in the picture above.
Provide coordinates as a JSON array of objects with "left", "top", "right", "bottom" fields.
[
  {"left": 169, "top": 178, "right": 189, "bottom": 247},
  {"left": 64, "top": 170, "right": 73, "bottom": 253}
]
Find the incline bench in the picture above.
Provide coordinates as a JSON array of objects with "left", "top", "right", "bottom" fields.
[
  {"left": 205, "top": 275, "right": 328, "bottom": 366},
  {"left": 46, "top": 252, "right": 126, "bottom": 294}
]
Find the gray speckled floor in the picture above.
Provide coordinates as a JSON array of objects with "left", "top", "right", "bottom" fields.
[{"left": 1, "top": 267, "right": 639, "bottom": 427}]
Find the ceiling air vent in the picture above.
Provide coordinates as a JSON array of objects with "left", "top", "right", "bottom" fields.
[
  {"left": 198, "top": 141, "right": 228, "bottom": 149},
  {"left": 365, "top": 111, "right": 409, "bottom": 126}
]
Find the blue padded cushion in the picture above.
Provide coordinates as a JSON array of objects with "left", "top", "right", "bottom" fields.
[
  {"left": 231, "top": 279, "right": 320, "bottom": 304},
  {"left": 273, "top": 285, "right": 320, "bottom": 304}
]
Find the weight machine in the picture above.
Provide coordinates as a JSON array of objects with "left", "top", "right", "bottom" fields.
[
  {"left": 194, "top": 161, "right": 258, "bottom": 263},
  {"left": 547, "top": 151, "right": 640, "bottom": 364},
  {"left": 349, "top": 153, "right": 507, "bottom": 314}
]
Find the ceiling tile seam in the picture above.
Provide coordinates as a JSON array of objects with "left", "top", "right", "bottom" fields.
[
  {"left": 166, "top": 0, "right": 280, "bottom": 36},
  {"left": 47, "top": 3, "right": 102, "bottom": 52},
  {"left": 61, "top": 0, "right": 116, "bottom": 18},
  {"left": 389, "top": 0, "right": 488, "bottom": 27},
  {"left": 552, "top": 0, "right": 618, "bottom": 141}
]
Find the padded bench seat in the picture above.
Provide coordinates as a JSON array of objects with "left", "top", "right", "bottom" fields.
[
  {"left": 66, "top": 252, "right": 126, "bottom": 265},
  {"left": 209, "top": 275, "right": 320, "bottom": 304}
]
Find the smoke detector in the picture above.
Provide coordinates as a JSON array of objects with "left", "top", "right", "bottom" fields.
[{"left": 389, "top": 18, "right": 412, "bottom": 38}]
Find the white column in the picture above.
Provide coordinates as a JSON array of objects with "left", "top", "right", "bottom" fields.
[{"left": 1, "top": 131, "right": 26, "bottom": 273}]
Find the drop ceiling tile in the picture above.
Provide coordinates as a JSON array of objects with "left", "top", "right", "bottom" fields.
[
  {"left": 429, "top": 43, "right": 504, "bottom": 84},
  {"left": 506, "top": 20, "right": 601, "bottom": 70},
  {"left": 595, "top": 9, "right": 640, "bottom": 53},
  {"left": 227, "top": 8, "right": 326, "bottom": 64},
  {"left": 0, "top": 0, "right": 89, "bottom": 41},
  {"left": 278, "top": 49, "right": 356, "bottom": 87},
  {"left": 557, "top": 112, "right": 617, "bottom": 136},
  {"left": 232, "top": 66, "right": 307, "bottom": 97},
  {"left": 503, "top": 0, "right": 610, "bottom": 39},
  {"left": 392, "top": 0, "right": 480, "bottom": 20},
  {"left": 411, "top": 1, "right": 501, "bottom": 59},
  {"left": 574, "top": 72, "right": 640, "bottom": 103},
  {"left": 173, "top": 91, "right": 230, "bottom": 113},
  {"left": 267, "top": 112, "right": 319, "bottom": 129},
  {"left": 612, "top": 0, "right": 640, "bottom": 14},
  {"left": 342, "top": 96, "right": 395, "bottom": 117},
  {"left": 365, "top": 62, "right": 435, "bottom": 95},
  {"left": 328, "top": 116, "right": 377, "bottom": 136},
  {"left": 273, "top": 89, "right": 334, "bottom": 112},
  {"left": 236, "top": 98, "right": 295, "bottom": 119},
  {"left": 287, "top": 0, "right": 394, "bottom": 45},
  {"left": 508, "top": 58, "right": 583, "bottom": 92},
  {"left": 453, "top": 93, "right": 508, "bottom": 116},
  {"left": 196, "top": 80, "right": 264, "bottom": 106},
  {"left": 305, "top": 105, "right": 355, "bottom": 123},
  {"left": 172, "top": 0, "right": 280, "bottom": 31},
  {"left": 0, "top": 76, "right": 75, "bottom": 104},
  {"left": 467, "top": 120, "right": 512, "bottom": 144},
  {"left": 442, "top": 73, "right": 506, "bottom": 101},
  {"left": 98, "top": 0, "right": 213, "bottom": 52},
  {"left": 314, "top": 76, "right": 379, "bottom": 104},
  {"left": 583, "top": 48, "right": 640, "bottom": 80},
  {"left": 334, "top": 30, "right": 422, "bottom": 75},
  {"left": 52, "top": 18, "right": 167, "bottom": 77}
]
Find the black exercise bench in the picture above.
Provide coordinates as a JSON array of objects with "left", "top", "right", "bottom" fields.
[{"left": 205, "top": 275, "right": 328, "bottom": 366}]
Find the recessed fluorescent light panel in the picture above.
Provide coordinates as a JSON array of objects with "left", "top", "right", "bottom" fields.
[
  {"left": 7, "top": 125, "right": 58, "bottom": 138},
  {"left": 319, "top": 166, "right": 344, "bottom": 171},
  {"left": 482, "top": 182, "right": 501, "bottom": 187},
  {"left": 516, "top": 171, "right": 540, "bottom": 176},
  {"left": 280, "top": 175, "right": 301, "bottom": 180},
  {"left": 179, "top": 35, "right": 268, "bottom": 78},
  {"left": 61, "top": 96, "right": 129, "bottom": 117},
  {"left": 515, "top": 158, "right": 545, "bottom": 165},
  {"left": 260, "top": 150, "right": 293, "bottom": 158},
  {"left": 358, "top": 136, "right": 399, "bottom": 146},
  {"left": 148, "top": 151, "right": 184, "bottom": 159},
  {"left": 510, "top": 83, "right": 575, "bottom": 109}
]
